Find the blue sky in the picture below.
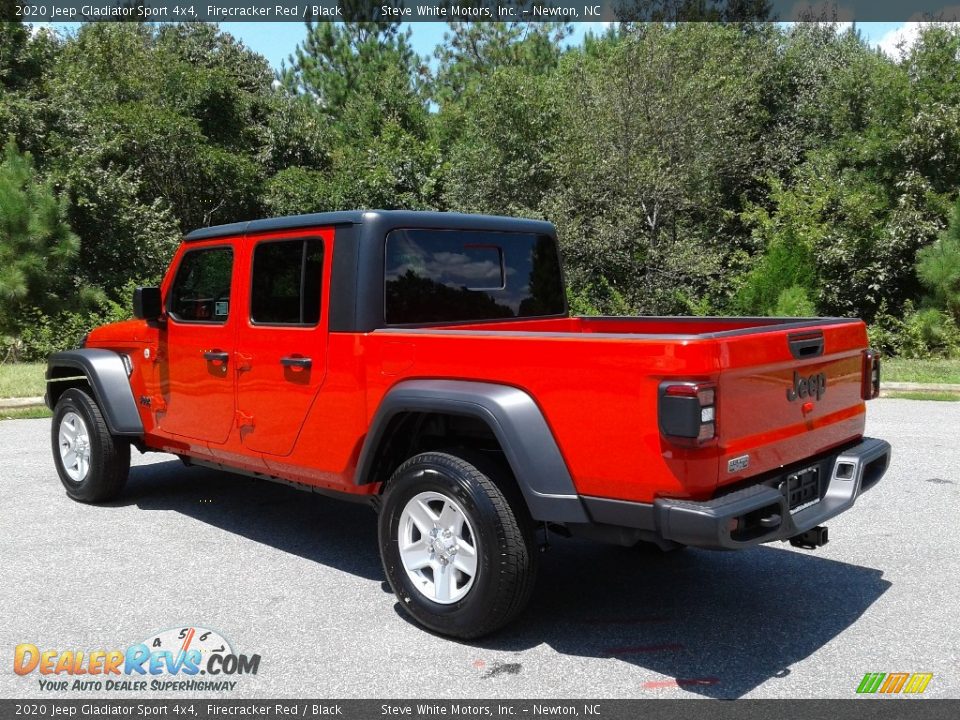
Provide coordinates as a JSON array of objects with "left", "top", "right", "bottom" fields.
[
  {"left": 35, "top": 22, "right": 920, "bottom": 71},
  {"left": 220, "top": 22, "right": 913, "bottom": 70}
]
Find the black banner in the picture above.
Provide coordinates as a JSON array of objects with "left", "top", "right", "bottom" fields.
[
  {"left": 6, "top": 0, "right": 960, "bottom": 23},
  {"left": 1, "top": 700, "right": 959, "bottom": 720}
]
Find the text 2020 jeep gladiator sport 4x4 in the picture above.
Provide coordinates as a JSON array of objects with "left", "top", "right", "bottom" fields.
[{"left": 46, "top": 210, "right": 890, "bottom": 638}]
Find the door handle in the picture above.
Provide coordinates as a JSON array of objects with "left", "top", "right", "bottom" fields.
[
  {"left": 280, "top": 356, "right": 312, "bottom": 370},
  {"left": 203, "top": 350, "right": 229, "bottom": 367}
]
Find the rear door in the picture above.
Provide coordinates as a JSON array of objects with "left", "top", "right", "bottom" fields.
[
  {"left": 715, "top": 321, "right": 868, "bottom": 488},
  {"left": 234, "top": 229, "right": 332, "bottom": 456}
]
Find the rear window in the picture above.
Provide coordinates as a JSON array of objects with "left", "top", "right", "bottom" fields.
[
  {"left": 384, "top": 229, "right": 565, "bottom": 325},
  {"left": 250, "top": 238, "right": 324, "bottom": 325}
]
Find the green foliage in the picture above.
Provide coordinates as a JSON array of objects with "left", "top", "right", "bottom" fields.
[
  {"left": 279, "top": 21, "right": 425, "bottom": 119},
  {"left": 0, "top": 22, "right": 60, "bottom": 160},
  {"left": 869, "top": 301, "right": 960, "bottom": 359},
  {"left": 45, "top": 24, "right": 273, "bottom": 233},
  {"left": 437, "top": 67, "right": 557, "bottom": 215},
  {"left": 9, "top": 285, "right": 135, "bottom": 362},
  {"left": 0, "top": 138, "right": 85, "bottom": 336},
  {"left": 277, "top": 21, "right": 435, "bottom": 213},
  {"left": 566, "top": 277, "right": 633, "bottom": 317},
  {"left": 6, "top": 19, "right": 960, "bottom": 363},
  {"left": 774, "top": 286, "right": 817, "bottom": 317},
  {"left": 737, "top": 180, "right": 818, "bottom": 314},
  {"left": 545, "top": 24, "right": 773, "bottom": 314},
  {"left": 898, "top": 308, "right": 960, "bottom": 359},
  {"left": 64, "top": 163, "right": 180, "bottom": 296},
  {"left": 432, "top": 22, "right": 570, "bottom": 102},
  {"left": 1, "top": 20, "right": 59, "bottom": 92},
  {"left": 917, "top": 194, "right": 960, "bottom": 321}
]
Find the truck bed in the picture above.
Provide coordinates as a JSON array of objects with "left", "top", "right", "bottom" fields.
[
  {"left": 435, "top": 315, "right": 855, "bottom": 337},
  {"left": 354, "top": 315, "right": 869, "bottom": 504}
]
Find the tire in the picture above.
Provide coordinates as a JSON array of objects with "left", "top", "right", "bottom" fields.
[
  {"left": 51, "top": 388, "right": 130, "bottom": 503},
  {"left": 378, "top": 450, "right": 538, "bottom": 639}
]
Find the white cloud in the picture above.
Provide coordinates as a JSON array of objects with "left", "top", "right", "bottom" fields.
[
  {"left": 875, "top": 21, "right": 960, "bottom": 60},
  {"left": 876, "top": 23, "right": 926, "bottom": 59}
]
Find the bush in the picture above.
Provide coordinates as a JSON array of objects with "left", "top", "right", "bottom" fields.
[
  {"left": 566, "top": 277, "right": 634, "bottom": 316},
  {"left": 6, "top": 284, "right": 136, "bottom": 362},
  {"left": 917, "top": 194, "right": 960, "bottom": 323},
  {"left": 867, "top": 302, "right": 960, "bottom": 359},
  {"left": 899, "top": 308, "right": 960, "bottom": 359},
  {"left": 773, "top": 285, "right": 817, "bottom": 317}
]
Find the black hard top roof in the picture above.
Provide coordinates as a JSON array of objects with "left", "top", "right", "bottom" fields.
[{"left": 183, "top": 210, "right": 556, "bottom": 242}]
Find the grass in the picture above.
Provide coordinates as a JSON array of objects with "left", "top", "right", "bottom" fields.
[
  {"left": 0, "top": 406, "right": 51, "bottom": 420},
  {"left": 0, "top": 362, "right": 46, "bottom": 398},
  {"left": 882, "top": 357, "right": 960, "bottom": 384},
  {"left": 886, "top": 391, "right": 960, "bottom": 402}
]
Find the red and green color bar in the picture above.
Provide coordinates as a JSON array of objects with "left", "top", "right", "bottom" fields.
[{"left": 857, "top": 672, "right": 933, "bottom": 694}]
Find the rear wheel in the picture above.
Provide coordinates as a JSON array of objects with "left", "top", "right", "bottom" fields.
[
  {"left": 378, "top": 451, "right": 537, "bottom": 639},
  {"left": 51, "top": 388, "right": 130, "bottom": 503}
]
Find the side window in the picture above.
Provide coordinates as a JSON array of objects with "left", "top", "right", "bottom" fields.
[
  {"left": 168, "top": 247, "right": 234, "bottom": 323},
  {"left": 250, "top": 238, "right": 324, "bottom": 325}
]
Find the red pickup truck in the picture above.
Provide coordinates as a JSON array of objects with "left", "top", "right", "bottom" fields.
[{"left": 46, "top": 210, "right": 890, "bottom": 638}]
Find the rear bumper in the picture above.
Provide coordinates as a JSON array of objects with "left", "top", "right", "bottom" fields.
[{"left": 582, "top": 437, "right": 891, "bottom": 550}]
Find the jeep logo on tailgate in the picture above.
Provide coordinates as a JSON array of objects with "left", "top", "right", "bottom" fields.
[{"left": 787, "top": 371, "right": 827, "bottom": 401}]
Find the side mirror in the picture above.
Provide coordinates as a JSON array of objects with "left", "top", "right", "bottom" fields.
[{"left": 133, "top": 286, "right": 163, "bottom": 321}]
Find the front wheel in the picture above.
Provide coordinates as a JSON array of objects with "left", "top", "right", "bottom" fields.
[
  {"left": 51, "top": 388, "right": 130, "bottom": 503},
  {"left": 378, "top": 451, "right": 538, "bottom": 639}
]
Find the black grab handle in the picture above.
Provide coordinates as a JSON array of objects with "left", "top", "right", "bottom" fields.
[
  {"left": 280, "top": 356, "right": 312, "bottom": 369},
  {"left": 787, "top": 331, "right": 824, "bottom": 360},
  {"left": 203, "top": 351, "right": 229, "bottom": 364}
]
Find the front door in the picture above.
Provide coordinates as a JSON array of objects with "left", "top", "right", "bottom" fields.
[
  {"left": 158, "top": 242, "right": 238, "bottom": 444},
  {"left": 234, "top": 230, "right": 331, "bottom": 456}
]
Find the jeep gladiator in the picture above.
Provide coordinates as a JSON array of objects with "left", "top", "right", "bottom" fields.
[{"left": 46, "top": 210, "right": 890, "bottom": 638}]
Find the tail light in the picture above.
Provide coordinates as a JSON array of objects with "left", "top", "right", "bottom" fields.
[
  {"left": 862, "top": 349, "right": 881, "bottom": 400},
  {"left": 658, "top": 381, "right": 717, "bottom": 446}
]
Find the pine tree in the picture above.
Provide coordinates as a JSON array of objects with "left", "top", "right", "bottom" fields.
[
  {"left": 279, "top": 20, "right": 425, "bottom": 119},
  {"left": 0, "top": 138, "right": 80, "bottom": 336},
  {"left": 917, "top": 196, "right": 960, "bottom": 322}
]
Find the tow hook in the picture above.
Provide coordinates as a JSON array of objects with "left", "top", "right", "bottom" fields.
[{"left": 789, "top": 525, "right": 829, "bottom": 549}]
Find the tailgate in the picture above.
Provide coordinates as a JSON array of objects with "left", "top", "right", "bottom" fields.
[{"left": 715, "top": 320, "right": 868, "bottom": 488}]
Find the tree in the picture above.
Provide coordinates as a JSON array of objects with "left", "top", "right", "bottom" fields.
[
  {"left": 0, "top": 20, "right": 61, "bottom": 159},
  {"left": 35, "top": 23, "right": 290, "bottom": 297},
  {"left": 545, "top": 23, "right": 774, "bottom": 314},
  {"left": 1, "top": 19, "right": 59, "bottom": 91},
  {"left": 0, "top": 139, "right": 83, "bottom": 336},
  {"left": 917, "top": 195, "right": 960, "bottom": 322},
  {"left": 432, "top": 21, "right": 570, "bottom": 102},
  {"left": 437, "top": 67, "right": 557, "bottom": 216},
  {"left": 279, "top": 20, "right": 426, "bottom": 120}
]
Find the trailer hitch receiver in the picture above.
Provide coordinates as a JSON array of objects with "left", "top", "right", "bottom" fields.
[{"left": 789, "top": 525, "right": 829, "bottom": 549}]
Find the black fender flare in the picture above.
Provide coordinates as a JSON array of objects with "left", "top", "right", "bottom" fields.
[
  {"left": 355, "top": 379, "right": 588, "bottom": 524},
  {"left": 46, "top": 350, "right": 143, "bottom": 437}
]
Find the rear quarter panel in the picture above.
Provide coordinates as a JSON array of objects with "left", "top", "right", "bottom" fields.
[{"left": 352, "top": 330, "right": 723, "bottom": 503}]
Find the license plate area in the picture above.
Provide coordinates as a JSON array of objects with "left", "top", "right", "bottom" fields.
[{"left": 780, "top": 466, "right": 822, "bottom": 514}]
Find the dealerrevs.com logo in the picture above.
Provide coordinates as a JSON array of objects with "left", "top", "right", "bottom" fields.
[{"left": 13, "top": 626, "right": 261, "bottom": 692}]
